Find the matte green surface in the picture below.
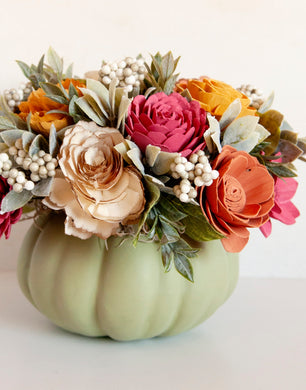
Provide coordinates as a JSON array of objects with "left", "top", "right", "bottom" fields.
[{"left": 17, "top": 214, "right": 239, "bottom": 341}]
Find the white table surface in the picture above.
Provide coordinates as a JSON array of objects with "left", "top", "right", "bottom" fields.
[{"left": 1, "top": 272, "right": 305, "bottom": 390}]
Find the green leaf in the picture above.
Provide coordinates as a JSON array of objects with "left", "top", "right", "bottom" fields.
[
  {"left": 161, "top": 244, "right": 173, "bottom": 272},
  {"left": 37, "top": 54, "right": 45, "bottom": 74},
  {"left": 162, "top": 52, "right": 174, "bottom": 80},
  {"left": 173, "top": 253, "right": 194, "bottom": 282},
  {"left": 32, "top": 177, "right": 54, "bottom": 197},
  {"left": 157, "top": 195, "right": 187, "bottom": 222},
  {"left": 45, "top": 94, "right": 69, "bottom": 105},
  {"left": 0, "top": 116, "right": 17, "bottom": 130},
  {"left": 133, "top": 179, "right": 160, "bottom": 246},
  {"left": 159, "top": 217, "right": 180, "bottom": 243},
  {"left": 75, "top": 96, "right": 106, "bottom": 126},
  {"left": 49, "top": 124, "right": 59, "bottom": 157},
  {"left": 22, "top": 132, "right": 35, "bottom": 151},
  {"left": 29, "top": 134, "right": 49, "bottom": 156},
  {"left": 40, "top": 82, "right": 67, "bottom": 98},
  {"left": 0, "top": 190, "right": 33, "bottom": 213},
  {"left": 65, "top": 63, "right": 74, "bottom": 79},
  {"left": 165, "top": 195, "right": 224, "bottom": 241},
  {"left": 266, "top": 162, "right": 297, "bottom": 177},
  {"left": 47, "top": 47, "right": 63, "bottom": 79},
  {"left": 68, "top": 82, "right": 79, "bottom": 100},
  {"left": 16, "top": 60, "right": 32, "bottom": 79},
  {"left": 1, "top": 129, "right": 25, "bottom": 146}
]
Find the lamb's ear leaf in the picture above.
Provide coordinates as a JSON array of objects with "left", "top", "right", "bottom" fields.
[{"left": 0, "top": 190, "right": 33, "bottom": 214}]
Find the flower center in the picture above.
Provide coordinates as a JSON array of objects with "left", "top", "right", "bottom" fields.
[
  {"left": 223, "top": 175, "right": 246, "bottom": 213},
  {"left": 84, "top": 147, "right": 105, "bottom": 166}
]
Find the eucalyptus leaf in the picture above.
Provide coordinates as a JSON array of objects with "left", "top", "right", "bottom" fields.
[{"left": 0, "top": 190, "right": 33, "bottom": 214}]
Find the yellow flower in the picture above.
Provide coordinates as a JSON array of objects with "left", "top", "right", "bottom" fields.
[{"left": 176, "top": 77, "right": 257, "bottom": 120}]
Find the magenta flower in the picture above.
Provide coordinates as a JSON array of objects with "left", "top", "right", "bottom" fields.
[
  {"left": 126, "top": 92, "right": 208, "bottom": 157},
  {"left": 0, "top": 177, "right": 22, "bottom": 239},
  {"left": 260, "top": 177, "right": 300, "bottom": 237}
]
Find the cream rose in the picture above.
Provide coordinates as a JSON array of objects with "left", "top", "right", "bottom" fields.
[{"left": 43, "top": 121, "right": 145, "bottom": 239}]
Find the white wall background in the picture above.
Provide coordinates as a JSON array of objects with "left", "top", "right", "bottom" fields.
[{"left": 0, "top": 0, "right": 305, "bottom": 277}]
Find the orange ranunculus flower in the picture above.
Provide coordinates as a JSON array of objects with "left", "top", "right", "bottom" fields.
[
  {"left": 199, "top": 145, "right": 274, "bottom": 253},
  {"left": 176, "top": 77, "right": 257, "bottom": 120},
  {"left": 18, "top": 79, "right": 85, "bottom": 137}
]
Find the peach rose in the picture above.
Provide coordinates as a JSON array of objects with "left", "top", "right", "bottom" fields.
[
  {"left": 199, "top": 145, "right": 274, "bottom": 252},
  {"left": 19, "top": 78, "right": 85, "bottom": 137},
  {"left": 176, "top": 77, "right": 256, "bottom": 120},
  {"left": 43, "top": 121, "right": 145, "bottom": 239}
]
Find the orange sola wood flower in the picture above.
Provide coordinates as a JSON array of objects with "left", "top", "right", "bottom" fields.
[{"left": 199, "top": 145, "right": 275, "bottom": 252}]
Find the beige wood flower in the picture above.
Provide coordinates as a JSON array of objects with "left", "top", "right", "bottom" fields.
[{"left": 43, "top": 121, "right": 145, "bottom": 239}]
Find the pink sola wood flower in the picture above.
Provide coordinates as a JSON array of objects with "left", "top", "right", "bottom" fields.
[
  {"left": 260, "top": 177, "right": 300, "bottom": 238},
  {"left": 0, "top": 176, "right": 22, "bottom": 239},
  {"left": 126, "top": 92, "right": 208, "bottom": 157}
]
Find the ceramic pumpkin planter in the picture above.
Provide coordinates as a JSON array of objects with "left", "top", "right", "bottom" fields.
[{"left": 17, "top": 214, "right": 239, "bottom": 341}]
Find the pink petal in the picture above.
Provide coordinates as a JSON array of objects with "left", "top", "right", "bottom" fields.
[{"left": 259, "top": 220, "right": 272, "bottom": 238}]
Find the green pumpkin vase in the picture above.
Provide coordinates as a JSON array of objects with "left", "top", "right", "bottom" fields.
[{"left": 17, "top": 214, "right": 239, "bottom": 341}]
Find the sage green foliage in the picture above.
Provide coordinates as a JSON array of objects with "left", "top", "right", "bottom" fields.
[
  {"left": 16, "top": 47, "right": 73, "bottom": 89},
  {"left": 138, "top": 192, "right": 224, "bottom": 282},
  {"left": 74, "top": 78, "right": 130, "bottom": 133},
  {"left": 144, "top": 52, "right": 180, "bottom": 95}
]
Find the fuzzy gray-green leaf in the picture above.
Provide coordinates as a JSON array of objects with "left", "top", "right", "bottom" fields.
[
  {"left": 29, "top": 134, "right": 49, "bottom": 156},
  {"left": 1, "top": 130, "right": 25, "bottom": 147},
  {"left": 32, "top": 177, "right": 54, "bottom": 197},
  {"left": 49, "top": 124, "right": 59, "bottom": 157},
  {"left": 0, "top": 116, "right": 17, "bottom": 130},
  {"left": 0, "top": 190, "right": 33, "bottom": 214},
  {"left": 47, "top": 47, "right": 63, "bottom": 78}
]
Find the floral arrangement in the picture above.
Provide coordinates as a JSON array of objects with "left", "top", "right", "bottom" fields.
[{"left": 0, "top": 48, "right": 304, "bottom": 282}]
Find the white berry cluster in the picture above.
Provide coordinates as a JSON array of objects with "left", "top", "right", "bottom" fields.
[
  {"left": 99, "top": 57, "right": 146, "bottom": 93},
  {"left": 0, "top": 139, "right": 58, "bottom": 193},
  {"left": 237, "top": 84, "right": 265, "bottom": 110},
  {"left": 170, "top": 150, "right": 219, "bottom": 203},
  {"left": 3, "top": 82, "right": 32, "bottom": 111},
  {"left": 0, "top": 152, "right": 34, "bottom": 193}
]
